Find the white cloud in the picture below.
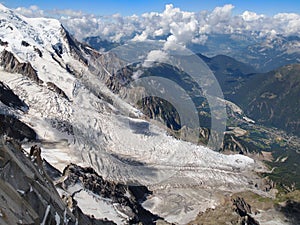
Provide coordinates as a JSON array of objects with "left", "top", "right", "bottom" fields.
[
  {"left": 15, "top": 5, "right": 44, "bottom": 17},
  {"left": 12, "top": 4, "right": 300, "bottom": 46},
  {"left": 132, "top": 31, "right": 148, "bottom": 42},
  {"left": 242, "top": 11, "right": 264, "bottom": 21},
  {"left": 29, "top": 5, "right": 39, "bottom": 11},
  {"left": 208, "top": 4, "right": 234, "bottom": 24},
  {"left": 49, "top": 9, "right": 83, "bottom": 17},
  {"left": 273, "top": 13, "right": 300, "bottom": 35},
  {"left": 143, "top": 50, "right": 169, "bottom": 67}
]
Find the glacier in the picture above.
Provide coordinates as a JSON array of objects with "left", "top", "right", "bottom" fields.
[{"left": 0, "top": 4, "right": 268, "bottom": 224}]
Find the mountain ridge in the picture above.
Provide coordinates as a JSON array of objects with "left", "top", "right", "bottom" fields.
[{"left": 228, "top": 63, "right": 300, "bottom": 136}]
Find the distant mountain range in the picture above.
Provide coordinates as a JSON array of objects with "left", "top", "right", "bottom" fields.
[
  {"left": 188, "top": 34, "right": 300, "bottom": 72},
  {"left": 230, "top": 64, "right": 300, "bottom": 136},
  {"left": 197, "top": 53, "right": 300, "bottom": 136},
  {"left": 85, "top": 33, "right": 300, "bottom": 72}
]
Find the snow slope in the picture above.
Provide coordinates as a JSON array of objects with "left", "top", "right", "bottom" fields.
[{"left": 0, "top": 4, "right": 265, "bottom": 224}]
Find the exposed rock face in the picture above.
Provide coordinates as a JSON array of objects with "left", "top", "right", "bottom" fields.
[
  {"left": 189, "top": 194, "right": 263, "bottom": 225},
  {"left": 29, "top": 145, "right": 43, "bottom": 167},
  {"left": 21, "top": 40, "right": 30, "bottom": 47},
  {"left": 0, "top": 137, "right": 74, "bottom": 225},
  {"left": 222, "top": 134, "right": 250, "bottom": 154},
  {"left": 46, "top": 82, "right": 69, "bottom": 101},
  {"left": 61, "top": 26, "right": 88, "bottom": 66},
  {"left": 47, "top": 119, "right": 74, "bottom": 135},
  {"left": 105, "top": 65, "right": 132, "bottom": 94},
  {"left": 0, "top": 38, "right": 8, "bottom": 46},
  {"left": 0, "top": 114, "right": 36, "bottom": 141},
  {"left": 58, "top": 163, "right": 162, "bottom": 224},
  {"left": 0, "top": 137, "right": 116, "bottom": 225},
  {"left": 233, "top": 197, "right": 252, "bottom": 217},
  {"left": 233, "top": 197, "right": 260, "bottom": 225},
  {"left": 66, "top": 63, "right": 80, "bottom": 77},
  {"left": 0, "top": 50, "right": 42, "bottom": 84},
  {"left": 0, "top": 81, "right": 28, "bottom": 111},
  {"left": 33, "top": 46, "right": 43, "bottom": 58},
  {"left": 51, "top": 52, "right": 65, "bottom": 68},
  {"left": 138, "top": 97, "right": 181, "bottom": 131},
  {"left": 52, "top": 42, "right": 63, "bottom": 58}
]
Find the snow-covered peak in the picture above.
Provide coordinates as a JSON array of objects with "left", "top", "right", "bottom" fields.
[
  {"left": 0, "top": 5, "right": 90, "bottom": 99},
  {"left": 0, "top": 6, "right": 65, "bottom": 57},
  {"left": 0, "top": 3, "right": 9, "bottom": 12}
]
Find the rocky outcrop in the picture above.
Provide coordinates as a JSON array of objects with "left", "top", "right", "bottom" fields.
[
  {"left": 33, "top": 46, "right": 43, "bottom": 58},
  {"left": 51, "top": 52, "right": 65, "bottom": 68},
  {"left": 0, "top": 137, "right": 74, "bottom": 225},
  {"left": 190, "top": 194, "right": 262, "bottom": 225},
  {"left": 66, "top": 63, "right": 81, "bottom": 78},
  {"left": 0, "top": 137, "right": 116, "bottom": 225},
  {"left": 47, "top": 119, "right": 74, "bottom": 135},
  {"left": 138, "top": 96, "right": 181, "bottom": 131},
  {"left": 233, "top": 197, "right": 252, "bottom": 217},
  {"left": 0, "top": 38, "right": 8, "bottom": 46},
  {"left": 105, "top": 65, "right": 133, "bottom": 94},
  {"left": 29, "top": 145, "right": 43, "bottom": 167},
  {"left": 233, "top": 197, "right": 260, "bottom": 225},
  {"left": 46, "top": 82, "right": 69, "bottom": 101},
  {"left": 61, "top": 26, "right": 88, "bottom": 65},
  {"left": 222, "top": 134, "right": 250, "bottom": 154},
  {"left": 0, "top": 50, "right": 42, "bottom": 84},
  {"left": 52, "top": 43, "right": 63, "bottom": 58},
  {"left": 0, "top": 114, "right": 36, "bottom": 141},
  {"left": 21, "top": 40, "right": 30, "bottom": 47},
  {"left": 58, "top": 163, "right": 162, "bottom": 224},
  {"left": 0, "top": 81, "right": 28, "bottom": 111}
]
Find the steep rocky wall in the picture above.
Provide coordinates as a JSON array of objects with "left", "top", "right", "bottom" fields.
[
  {"left": 0, "top": 115, "right": 36, "bottom": 141},
  {"left": 0, "top": 81, "right": 28, "bottom": 111},
  {"left": 0, "top": 50, "right": 42, "bottom": 84},
  {"left": 0, "top": 137, "right": 115, "bottom": 225}
]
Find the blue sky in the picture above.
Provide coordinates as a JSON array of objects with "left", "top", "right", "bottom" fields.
[{"left": 2, "top": 0, "right": 300, "bottom": 16}]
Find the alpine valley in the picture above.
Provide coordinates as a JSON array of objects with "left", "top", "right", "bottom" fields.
[{"left": 0, "top": 3, "right": 299, "bottom": 225}]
